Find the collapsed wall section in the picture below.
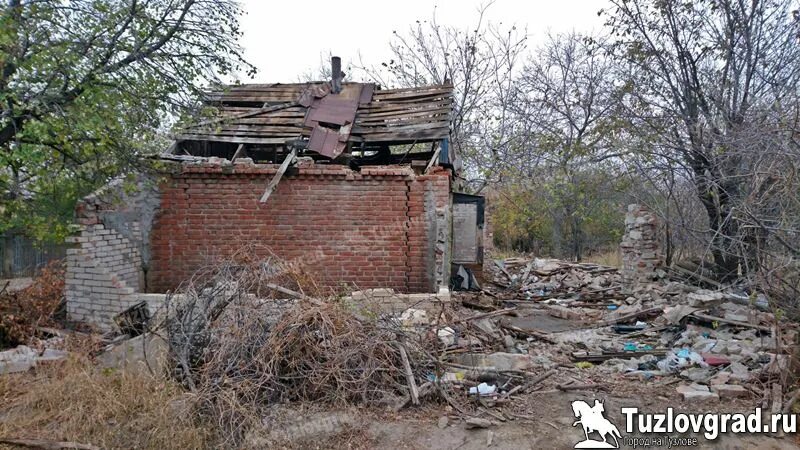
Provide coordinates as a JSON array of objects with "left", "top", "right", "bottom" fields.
[
  {"left": 620, "top": 203, "right": 663, "bottom": 286},
  {"left": 147, "top": 159, "right": 451, "bottom": 295},
  {"left": 65, "top": 175, "right": 162, "bottom": 327}
]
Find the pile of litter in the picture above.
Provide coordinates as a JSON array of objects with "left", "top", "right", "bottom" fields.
[{"left": 481, "top": 255, "right": 797, "bottom": 410}]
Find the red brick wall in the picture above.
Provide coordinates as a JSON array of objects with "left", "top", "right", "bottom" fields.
[{"left": 148, "top": 161, "right": 450, "bottom": 294}]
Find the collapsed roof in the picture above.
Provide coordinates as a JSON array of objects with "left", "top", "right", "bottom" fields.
[{"left": 171, "top": 77, "right": 455, "bottom": 167}]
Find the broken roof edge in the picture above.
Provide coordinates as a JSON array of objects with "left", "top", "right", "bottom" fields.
[
  {"left": 153, "top": 154, "right": 455, "bottom": 180},
  {"left": 173, "top": 81, "right": 454, "bottom": 151}
]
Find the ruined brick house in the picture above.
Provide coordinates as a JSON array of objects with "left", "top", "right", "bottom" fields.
[{"left": 65, "top": 66, "right": 485, "bottom": 327}]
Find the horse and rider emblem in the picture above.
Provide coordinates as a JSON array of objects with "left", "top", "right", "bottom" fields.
[{"left": 571, "top": 399, "right": 622, "bottom": 448}]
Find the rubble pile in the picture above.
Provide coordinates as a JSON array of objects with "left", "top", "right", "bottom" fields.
[
  {"left": 492, "top": 257, "right": 623, "bottom": 299},
  {"left": 0, "top": 261, "right": 66, "bottom": 348},
  {"left": 3, "top": 249, "right": 796, "bottom": 441},
  {"left": 483, "top": 253, "right": 797, "bottom": 410}
]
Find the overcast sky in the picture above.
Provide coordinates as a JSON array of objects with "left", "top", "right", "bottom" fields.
[{"left": 236, "top": 0, "right": 610, "bottom": 83}]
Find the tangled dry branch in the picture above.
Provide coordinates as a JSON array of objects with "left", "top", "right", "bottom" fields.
[{"left": 155, "top": 249, "right": 443, "bottom": 445}]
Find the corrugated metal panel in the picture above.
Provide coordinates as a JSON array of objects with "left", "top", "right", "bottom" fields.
[{"left": 0, "top": 235, "right": 66, "bottom": 278}]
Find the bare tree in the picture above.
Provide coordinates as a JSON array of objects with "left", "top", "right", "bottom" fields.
[
  {"left": 356, "top": 4, "right": 527, "bottom": 191},
  {"left": 510, "top": 33, "right": 625, "bottom": 260},
  {"left": 604, "top": 0, "right": 800, "bottom": 279}
]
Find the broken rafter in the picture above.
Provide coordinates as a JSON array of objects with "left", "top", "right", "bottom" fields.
[
  {"left": 259, "top": 148, "right": 297, "bottom": 204},
  {"left": 230, "top": 143, "right": 246, "bottom": 162}
]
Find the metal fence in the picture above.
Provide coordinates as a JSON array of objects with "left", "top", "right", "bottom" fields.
[{"left": 0, "top": 234, "right": 67, "bottom": 278}]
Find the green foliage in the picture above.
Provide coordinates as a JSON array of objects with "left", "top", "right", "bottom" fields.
[
  {"left": 491, "top": 167, "right": 630, "bottom": 259},
  {"left": 0, "top": 0, "right": 254, "bottom": 241}
]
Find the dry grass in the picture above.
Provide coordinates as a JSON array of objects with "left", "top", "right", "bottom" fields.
[
  {"left": 0, "top": 356, "right": 213, "bottom": 450},
  {"left": 585, "top": 249, "right": 622, "bottom": 268}
]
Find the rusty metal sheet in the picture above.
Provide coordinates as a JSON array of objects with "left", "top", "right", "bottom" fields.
[
  {"left": 297, "top": 83, "right": 330, "bottom": 107},
  {"left": 302, "top": 84, "right": 364, "bottom": 159},
  {"left": 308, "top": 126, "right": 343, "bottom": 158},
  {"left": 306, "top": 96, "right": 359, "bottom": 126}
]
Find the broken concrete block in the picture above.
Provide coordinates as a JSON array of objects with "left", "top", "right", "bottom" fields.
[
  {"left": 682, "top": 368, "right": 713, "bottom": 383},
  {"left": 0, "top": 358, "right": 36, "bottom": 375},
  {"left": 728, "top": 361, "right": 751, "bottom": 382},
  {"left": 683, "top": 391, "right": 719, "bottom": 403},
  {"left": 710, "top": 372, "right": 731, "bottom": 385},
  {"left": 687, "top": 291, "right": 725, "bottom": 308},
  {"left": 724, "top": 342, "right": 742, "bottom": 355},
  {"left": 713, "top": 384, "right": 748, "bottom": 399},
  {"left": 39, "top": 348, "right": 68, "bottom": 361},
  {"left": 676, "top": 384, "right": 719, "bottom": 402},
  {"left": 689, "top": 383, "right": 709, "bottom": 392},
  {"left": 97, "top": 332, "right": 169, "bottom": 375},
  {"left": 465, "top": 417, "right": 494, "bottom": 429},
  {"left": 724, "top": 312, "right": 749, "bottom": 323},
  {"left": 0, "top": 345, "right": 39, "bottom": 375},
  {"left": 663, "top": 305, "right": 700, "bottom": 325}
]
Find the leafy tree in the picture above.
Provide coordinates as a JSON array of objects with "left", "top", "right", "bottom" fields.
[{"left": 0, "top": 0, "right": 254, "bottom": 240}]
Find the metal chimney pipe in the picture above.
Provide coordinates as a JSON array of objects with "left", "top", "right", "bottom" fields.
[{"left": 331, "top": 56, "right": 342, "bottom": 94}]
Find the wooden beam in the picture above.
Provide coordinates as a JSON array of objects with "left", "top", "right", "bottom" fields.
[
  {"left": 178, "top": 101, "right": 298, "bottom": 130},
  {"left": 165, "top": 141, "right": 178, "bottom": 154},
  {"left": 259, "top": 148, "right": 296, "bottom": 203},
  {"left": 424, "top": 143, "right": 441, "bottom": 174},
  {"left": 230, "top": 144, "right": 245, "bottom": 162}
]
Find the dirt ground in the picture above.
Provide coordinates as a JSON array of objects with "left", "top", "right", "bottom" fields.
[
  {"left": 258, "top": 387, "right": 798, "bottom": 449},
  {"left": 3, "top": 355, "right": 795, "bottom": 449}
]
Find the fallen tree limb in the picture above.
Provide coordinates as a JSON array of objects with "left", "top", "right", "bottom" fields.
[
  {"left": 500, "top": 369, "right": 558, "bottom": 399},
  {"left": 393, "top": 382, "right": 433, "bottom": 412},
  {"left": 398, "top": 344, "right": 419, "bottom": 405}
]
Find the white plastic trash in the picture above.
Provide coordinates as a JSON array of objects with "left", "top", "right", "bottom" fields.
[{"left": 469, "top": 382, "right": 497, "bottom": 396}]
